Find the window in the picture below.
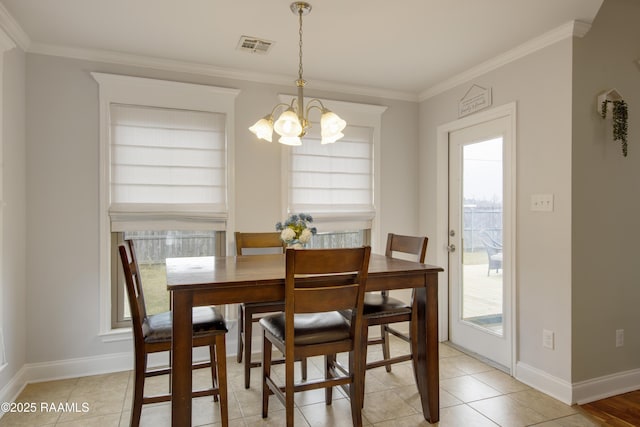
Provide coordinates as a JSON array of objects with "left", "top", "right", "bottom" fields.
[
  {"left": 281, "top": 96, "right": 386, "bottom": 249},
  {"left": 94, "top": 73, "right": 239, "bottom": 333}
]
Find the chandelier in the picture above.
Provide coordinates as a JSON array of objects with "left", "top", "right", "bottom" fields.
[{"left": 249, "top": 2, "right": 346, "bottom": 146}]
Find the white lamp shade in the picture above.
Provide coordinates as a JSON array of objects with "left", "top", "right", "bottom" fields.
[
  {"left": 320, "top": 111, "right": 347, "bottom": 142},
  {"left": 274, "top": 109, "right": 303, "bottom": 137},
  {"left": 279, "top": 135, "right": 302, "bottom": 146},
  {"left": 321, "top": 131, "right": 344, "bottom": 144},
  {"left": 249, "top": 117, "right": 273, "bottom": 142}
]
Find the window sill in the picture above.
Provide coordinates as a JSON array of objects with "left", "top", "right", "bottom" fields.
[{"left": 99, "top": 328, "right": 132, "bottom": 343}]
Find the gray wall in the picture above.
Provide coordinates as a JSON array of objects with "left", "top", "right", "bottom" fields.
[
  {"left": 572, "top": 0, "right": 640, "bottom": 381},
  {"left": 22, "top": 53, "right": 419, "bottom": 364},
  {"left": 0, "top": 46, "right": 26, "bottom": 387},
  {"left": 419, "top": 40, "right": 574, "bottom": 381}
]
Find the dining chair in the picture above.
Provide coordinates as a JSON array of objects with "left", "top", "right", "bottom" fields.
[
  {"left": 118, "top": 241, "right": 229, "bottom": 427},
  {"left": 363, "top": 233, "right": 428, "bottom": 373},
  {"left": 235, "top": 231, "right": 307, "bottom": 389},
  {"left": 260, "top": 246, "right": 371, "bottom": 427}
]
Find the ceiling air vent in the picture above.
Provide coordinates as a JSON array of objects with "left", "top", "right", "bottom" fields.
[{"left": 237, "top": 36, "right": 274, "bottom": 54}]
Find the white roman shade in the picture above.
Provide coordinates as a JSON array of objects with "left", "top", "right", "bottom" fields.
[
  {"left": 289, "top": 124, "right": 375, "bottom": 230},
  {"left": 109, "top": 104, "right": 227, "bottom": 231}
]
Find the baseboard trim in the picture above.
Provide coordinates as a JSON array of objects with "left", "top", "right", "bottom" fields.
[
  {"left": 0, "top": 365, "right": 29, "bottom": 413},
  {"left": 573, "top": 367, "right": 640, "bottom": 405},
  {"left": 23, "top": 352, "right": 134, "bottom": 384},
  {"left": 515, "top": 361, "right": 573, "bottom": 404},
  {"left": 516, "top": 361, "right": 640, "bottom": 405},
  {"left": 0, "top": 322, "right": 241, "bottom": 411}
]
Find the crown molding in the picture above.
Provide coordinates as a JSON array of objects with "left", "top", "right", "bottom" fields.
[
  {"left": 0, "top": 5, "right": 593, "bottom": 105},
  {"left": 419, "top": 20, "right": 592, "bottom": 101},
  {"left": 0, "top": 2, "right": 30, "bottom": 51},
  {"left": 0, "top": 25, "right": 14, "bottom": 52},
  {"left": 28, "top": 41, "right": 418, "bottom": 103}
]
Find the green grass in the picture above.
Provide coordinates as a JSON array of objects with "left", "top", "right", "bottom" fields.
[{"left": 138, "top": 263, "right": 170, "bottom": 315}]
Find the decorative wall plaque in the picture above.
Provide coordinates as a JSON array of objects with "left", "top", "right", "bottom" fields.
[{"left": 459, "top": 84, "right": 492, "bottom": 117}]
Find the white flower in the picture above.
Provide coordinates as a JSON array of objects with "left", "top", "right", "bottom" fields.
[
  {"left": 290, "top": 243, "right": 303, "bottom": 249},
  {"left": 299, "top": 228, "right": 312, "bottom": 243},
  {"left": 281, "top": 228, "right": 296, "bottom": 242}
]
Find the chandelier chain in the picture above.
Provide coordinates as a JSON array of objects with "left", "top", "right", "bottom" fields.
[{"left": 298, "top": 6, "right": 304, "bottom": 81}]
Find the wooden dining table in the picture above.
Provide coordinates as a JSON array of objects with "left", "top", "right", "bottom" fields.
[{"left": 166, "top": 252, "right": 443, "bottom": 426}]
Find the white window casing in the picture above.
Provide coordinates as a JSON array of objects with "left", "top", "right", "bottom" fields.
[{"left": 93, "top": 73, "right": 239, "bottom": 336}]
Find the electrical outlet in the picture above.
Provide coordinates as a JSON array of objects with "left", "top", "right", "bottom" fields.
[
  {"left": 543, "top": 329, "right": 554, "bottom": 349},
  {"left": 616, "top": 329, "right": 624, "bottom": 347}
]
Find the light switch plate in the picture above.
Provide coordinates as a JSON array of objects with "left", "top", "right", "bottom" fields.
[
  {"left": 543, "top": 329, "right": 554, "bottom": 349},
  {"left": 531, "top": 194, "right": 554, "bottom": 212}
]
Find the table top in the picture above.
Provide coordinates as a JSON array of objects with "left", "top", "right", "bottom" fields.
[{"left": 166, "top": 252, "right": 443, "bottom": 291}]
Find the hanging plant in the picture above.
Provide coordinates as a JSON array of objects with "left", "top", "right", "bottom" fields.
[{"left": 601, "top": 99, "right": 628, "bottom": 157}]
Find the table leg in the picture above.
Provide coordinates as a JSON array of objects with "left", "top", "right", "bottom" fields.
[
  {"left": 412, "top": 273, "right": 440, "bottom": 423},
  {"left": 172, "top": 290, "right": 193, "bottom": 426}
]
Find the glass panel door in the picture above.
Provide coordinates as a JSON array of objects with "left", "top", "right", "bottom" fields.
[
  {"left": 448, "top": 114, "right": 512, "bottom": 370},
  {"left": 461, "top": 138, "right": 503, "bottom": 335}
]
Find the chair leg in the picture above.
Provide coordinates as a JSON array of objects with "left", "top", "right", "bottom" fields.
[
  {"left": 325, "top": 354, "right": 335, "bottom": 404},
  {"left": 215, "top": 335, "right": 229, "bottom": 427},
  {"left": 301, "top": 357, "right": 308, "bottom": 380},
  {"left": 285, "top": 349, "right": 295, "bottom": 427},
  {"left": 360, "top": 322, "right": 369, "bottom": 409},
  {"left": 237, "top": 304, "right": 244, "bottom": 363},
  {"left": 243, "top": 310, "right": 253, "bottom": 388},
  {"left": 215, "top": 334, "right": 229, "bottom": 427},
  {"left": 349, "top": 349, "right": 363, "bottom": 427},
  {"left": 410, "top": 299, "right": 420, "bottom": 387},
  {"left": 380, "top": 324, "right": 392, "bottom": 372},
  {"left": 209, "top": 343, "right": 219, "bottom": 402},
  {"left": 131, "top": 352, "right": 147, "bottom": 427},
  {"left": 261, "top": 332, "right": 272, "bottom": 418}
]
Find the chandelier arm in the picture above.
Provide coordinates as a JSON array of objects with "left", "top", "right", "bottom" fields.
[
  {"left": 304, "top": 99, "right": 327, "bottom": 119},
  {"left": 268, "top": 102, "right": 294, "bottom": 118}
]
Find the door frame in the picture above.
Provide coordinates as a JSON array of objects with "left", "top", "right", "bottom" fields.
[{"left": 435, "top": 102, "right": 517, "bottom": 373}]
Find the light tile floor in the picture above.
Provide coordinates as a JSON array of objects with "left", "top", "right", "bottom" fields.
[{"left": 0, "top": 338, "right": 600, "bottom": 426}]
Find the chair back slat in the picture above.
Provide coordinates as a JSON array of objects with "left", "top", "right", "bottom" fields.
[
  {"left": 289, "top": 247, "right": 370, "bottom": 275},
  {"left": 118, "top": 241, "right": 147, "bottom": 342},
  {"left": 294, "top": 284, "right": 360, "bottom": 313},
  {"left": 385, "top": 233, "right": 428, "bottom": 263},
  {"left": 235, "top": 231, "right": 285, "bottom": 255}
]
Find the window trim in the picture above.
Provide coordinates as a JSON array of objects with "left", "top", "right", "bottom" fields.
[
  {"left": 0, "top": 27, "right": 16, "bottom": 367},
  {"left": 93, "top": 73, "right": 239, "bottom": 335},
  {"left": 279, "top": 95, "right": 386, "bottom": 250}
]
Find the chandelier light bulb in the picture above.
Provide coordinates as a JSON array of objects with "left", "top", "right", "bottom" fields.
[{"left": 274, "top": 109, "right": 303, "bottom": 137}]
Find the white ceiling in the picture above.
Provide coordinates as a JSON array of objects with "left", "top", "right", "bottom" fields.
[{"left": 0, "top": 0, "right": 603, "bottom": 99}]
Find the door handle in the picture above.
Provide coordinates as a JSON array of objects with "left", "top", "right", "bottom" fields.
[{"left": 447, "top": 244, "right": 456, "bottom": 253}]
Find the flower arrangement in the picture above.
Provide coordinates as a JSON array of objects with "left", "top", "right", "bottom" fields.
[{"left": 275, "top": 213, "right": 317, "bottom": 248}]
